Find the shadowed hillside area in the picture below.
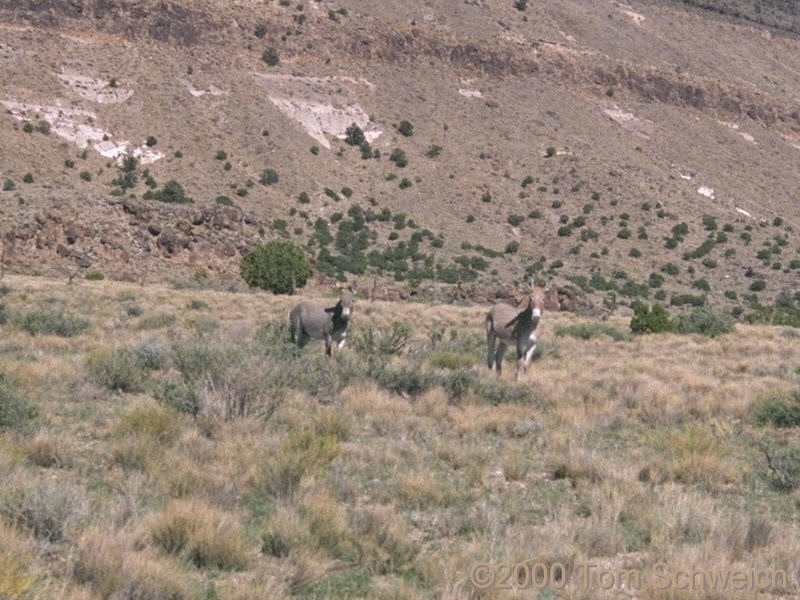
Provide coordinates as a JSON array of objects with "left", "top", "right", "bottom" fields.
[{"left": 2, "top": 0, "right": 800, "bottom": 598}]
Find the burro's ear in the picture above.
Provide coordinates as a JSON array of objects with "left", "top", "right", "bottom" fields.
[
  {"left": 544, "top": 279, "right": 554, "bottom": 292},
  {"left": 324, "top": 306, "right": 336, "bottom": 313},
  {"left": 529, "top": 277, "right": 536, "bottom": 291},
  {"left": 349, "top": 280, "right": 358, "bottom": 293}
]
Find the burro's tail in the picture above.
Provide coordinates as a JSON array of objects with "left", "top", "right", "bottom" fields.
[{"left": 485, "top": 312, "right": 494, "bottom": 334}]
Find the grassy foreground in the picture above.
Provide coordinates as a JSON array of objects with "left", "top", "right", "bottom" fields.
[{"left": 0, "top": 275, "right": 799, "bottom": 600}]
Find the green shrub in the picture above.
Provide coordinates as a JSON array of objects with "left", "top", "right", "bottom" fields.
[
  {"left": 702, "top": 215, "right": 717, "bottom": 231},
  {"left": 262, "top": 47, "right": 280, "bottom": 66},
  {"left": 691, "top": 278, "right": 710, "bottom": 292},
  {"left": 424, "top": 144, "right": 441, "bottom": 158},
  {"left": 670, "top": 294, "right": 706, "bottom": 307},
  {"left": 345, "top": 123, "right": 365, "bottom": 146},
  {"left": 0, "top": 373, "right": 37, "bottom": 427},
  {"left": 79, "top": 171, "right": 91, "bottom": 182},
  {"left": 3, "top": 178, "right": 16, "bottom": 191},
  {"left": 673, "top": 307, "right": 734, "bottom": 337},
  {"left": 648, "top": 273, "right": 664, "bottom": 288},
  {"left": 143, "top": 180, "right": 192, "bottom": 204},
  {"left": 508, "top": 214, "right": 524, "bottom": 227},
  {"left": 259, "top": 168, "right": 279, "bottom": 185},
  {"left": 754, "top": 390, "right": 800, "bottom": 428},
  {"left": 758, "top": 440, "right": 800, "bottom": 491},
  {"left": 87, "top": 348, "right": 148, "bottom": 393},
  {"left": 630, "top": 303, "right": 674, "bottom": 334},
  {"left": 750, "top": 279, "right": 766, "bottom": 292},
  {"left": 240, "top": 241, "right": 311, "bottom": 294},
  {"left": 545, "top": 146, "right": 556, "bottom": 157},
  {"left": 389, "top": 148, "right": 408, "bottom": 168},
  {"left": 17, "top": 310, "right": 90, "bottom": 337},
  {"left": 155, "top": 379, "right": 201, "bottom": 417},
  {"left": 215, "top": 195, "right": 234, "bottom": 206},
  {"left": 397, "top": 120, "right": 414, "bottom": 136},
  {"left": 504, "top": 241, "right": 519, "bottom": 254},
  {"left": 661, "top": 263, "right": 679, "bottom": 276}
]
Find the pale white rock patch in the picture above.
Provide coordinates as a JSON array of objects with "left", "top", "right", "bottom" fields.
[
  {"left": 252, "top": 73, "right": 381, "bottom": 149},
  {"left": 603, "top": 108, "right": 655, "bottom": 137},
  {"left": 57, "top": 68, "right": 133, "bottom": 103},
  {"left": 458, "top": 89, "right": 483, "bottom": 98},
  {"left": 697, "top": 186, "right": 715, "bottom": 199}
]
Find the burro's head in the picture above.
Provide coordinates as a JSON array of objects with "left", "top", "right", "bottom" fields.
[
  {"left": 526, "top": 278, "right": 553, "bottom": 319},
  {"left": 327, "top": 281, "right": 356, "bottom": 318}
]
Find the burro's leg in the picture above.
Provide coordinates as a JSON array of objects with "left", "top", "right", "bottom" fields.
[
  {"left": 494, "top": 342, "right": 508, "bottom": 375},
  {"left": 325, "top": 333, "right": 333, "bottom": 357},
  {"left": 518, "top": 332, "right": 538, "bottom": 378},
  {"left": 486, "top": 328, "right": 497, "bottom": 370},
  {"left": 336, "top": 331, "right": 347, "bottom": 354}
]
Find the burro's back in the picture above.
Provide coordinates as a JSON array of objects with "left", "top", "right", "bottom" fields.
[
  {"left": 290, "top": 301, "right": 330, "bottom": 339},
  {"left": 289, "top": 285, "right": 355, "bottom": 357}
]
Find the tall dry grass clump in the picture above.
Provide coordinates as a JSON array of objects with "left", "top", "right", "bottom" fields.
[{"left": 148, "top": 499, "right": 250, "bottom": 571}]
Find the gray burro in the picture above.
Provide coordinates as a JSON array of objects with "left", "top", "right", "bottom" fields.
[{"left": 289, "top": 283, "right": 356, "bottom": 357}]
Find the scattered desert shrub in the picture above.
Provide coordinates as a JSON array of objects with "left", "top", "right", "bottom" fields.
[
  {"left": 555, "top": 323, "right": 629, "bottom": 341},
  {"left": 758, "top": 439, "right": 800, "bottom": 491},
  {"left": 149, "top": 500, "right": 249, "bottom": 571},
  {"left": 352, "top": 322, "right": 411, "bottom": 357},
  {"left": 345, "top": 123, "right": 365, "bottom": 146},
  {"left": 630, "top": 303, "right": 674, "bottom": 334},
  {"left": 155, "top": 379, "right": 201, "bottom": 417},
  {"left": 0, "top": 473, "right": 87, "bottom": 541},
  {"left": 262, "top": 47, "right": 280, "bottom": 65},
  {"left": 240, "top": 241, "right": 311, "bottom": 294},
  {"left": 670, "top": 294, "right": 706, "bottom": 307},
  {"left": 425, "top": 144, "right": 442, "bottom": 158},
  {"left": 114, "top": 404, "right": 179, "bottom": 444},
  {"left": 753, "top": 390, "right": 800, "bottom": 428},
  {"left": 389, "top": 148, "right": 408, "bottom": 168},
  {"left": 397, "top": 120, "right": 414, "bottom": 136},
  {"left": 135, "top": 312, "right": 177, "bottom": 330},
  {"left": 75, "top": 531, "right": 192, "bottom": 600},
  {"left": 16, "top": 309, "right": 90, "bottom": 337},
  {"left": 0, "top": 373, "right": 37, "bottom": 428},
  {"left": 23, "top": 432, "right": 67, "bottom": 468},
  {"left": 259, "top": 168, "right": 279, "bottom": 185},
  {"left": 143, "top": 180, "right": 192, "bottom": 204},
  {"left": 428, "top": 351, "right": 475, "bottom": 370},
  {"left": 87, "top": 348, "right": 149, "bottom": 393},
  {"left": 256, "top": 426, "right": 341, "bottom": 500},
  {"left": 673, "top": 307, "right": 734, "bottom": 337}
]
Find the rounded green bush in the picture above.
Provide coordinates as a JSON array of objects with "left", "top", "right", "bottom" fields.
[{"left": 240, "top": 241, "right": 311, "bottom": 294}]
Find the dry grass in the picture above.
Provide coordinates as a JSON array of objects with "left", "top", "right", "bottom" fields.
[{"left": 1, "top": 274, "right": 800, "bottom": 598}]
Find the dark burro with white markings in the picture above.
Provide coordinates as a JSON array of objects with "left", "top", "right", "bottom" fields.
[{"left": 289, "top": 284, "right": 355, "bottom": 357}]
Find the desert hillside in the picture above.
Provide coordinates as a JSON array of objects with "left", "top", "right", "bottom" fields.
[{"left": 0, "top": 0, "right": 799, "bottom": 313}]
